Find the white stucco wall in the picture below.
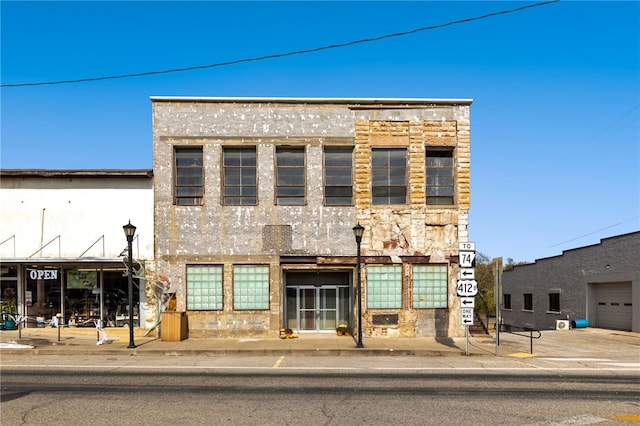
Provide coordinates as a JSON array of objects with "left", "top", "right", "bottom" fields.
[{"left": 0, "top": 172, "right": 153, "bottom": 261}]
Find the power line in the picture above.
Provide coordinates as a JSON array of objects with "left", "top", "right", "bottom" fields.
[
  {"left": 1, "top": 0, "right": 560, "bottom": 88},
  {"left": 597, "top": 104, "right": 640, "bottom": 136},
  {"left": 550, "top": 216, "right": 640, "bottom": 247}
]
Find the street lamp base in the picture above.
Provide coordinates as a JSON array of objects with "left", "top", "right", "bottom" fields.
[
  {"left": 127, "top": 343, "right": 136, "bottom": 349},
  {"left": 356, "top": 342, "right": 364, "bottom": 348}
]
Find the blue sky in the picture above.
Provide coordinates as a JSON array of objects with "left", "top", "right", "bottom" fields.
[{"left": 1, "top": 1, "right": 639, "bottom": 263}]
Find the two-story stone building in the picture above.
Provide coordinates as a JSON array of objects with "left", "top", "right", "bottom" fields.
[{"left": 152, "top": 97, "right": 472, "bottom": 339}]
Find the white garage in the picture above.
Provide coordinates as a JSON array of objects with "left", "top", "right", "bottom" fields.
[{"left": 593, "top": 282, "right": 633, "bottom": 331}]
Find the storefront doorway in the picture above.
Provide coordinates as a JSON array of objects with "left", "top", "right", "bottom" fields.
[{"left": 284, "top": 271, "right": 351, "bottom": 333}]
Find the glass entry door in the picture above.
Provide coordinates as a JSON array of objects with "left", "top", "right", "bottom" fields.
[{"left": 286, "top": 285, "right": 349, "bottom": 333}]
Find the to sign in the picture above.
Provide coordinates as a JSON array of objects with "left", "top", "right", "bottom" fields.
[
  {"left": 461, "top": 307, "right": 474, "bottom": 326},
  {"left": 456, "top": 279, "right": 478, "bottom": 297},
  {"left": 459, "top": 242, "right": 476, "bottom": 251}
]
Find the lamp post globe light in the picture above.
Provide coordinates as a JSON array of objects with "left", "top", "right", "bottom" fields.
[
  {"left": 352, "top": 223, "right": 364, "bottom": 348},
  {"left": 123, "top": 221, "right": 136, "bottom": 349}
]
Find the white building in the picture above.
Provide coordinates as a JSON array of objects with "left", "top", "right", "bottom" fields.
[{"left": 0, "top": 170, "right": 154, "bottom": 329}]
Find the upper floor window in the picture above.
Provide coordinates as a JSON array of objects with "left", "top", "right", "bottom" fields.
[
  {"left": 276, "top": 147, "right": 305, "bottom": 205},
  {"left": 175, "top": 147, "right": 203, "bottom": 206},
  {"left": 372, "top": 148, "right": 407, "bottom": 205},
  {"left": 223, "top": 148, "right": 257, "bottom": 205},
  {"left": 426, "top": 148, "right": 454, "bottom": 205},
  {"left": 324, "top": 147, "right": 353, "bottom": 205}
]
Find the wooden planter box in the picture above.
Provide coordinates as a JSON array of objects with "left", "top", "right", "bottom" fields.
[{"left": 161, "top": 311, "right": 188, "bottom": 342}]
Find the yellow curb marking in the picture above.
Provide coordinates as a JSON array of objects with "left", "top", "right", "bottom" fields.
[
  {"left": 272, "top": 356, "right": 284, "bottom": 368},
  {"left": 611, "top": 414, "right": 640, "bottom": 422},
  {"left": 508, "top": 352, "right": 537, "bottom": 358}
]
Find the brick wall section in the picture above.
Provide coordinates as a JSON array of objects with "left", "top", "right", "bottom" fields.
[
  {"left": 409, "top": 121, "right": 426, "bottom": 206},
  {"left": 501, "top": 232, "right": 640, "bottom": 332},
  {"left": 354, "top": 120, "right": 371, "bottom": 211},
  {"left": 455, "top": 120, "right": 471, "bottom": 210}
]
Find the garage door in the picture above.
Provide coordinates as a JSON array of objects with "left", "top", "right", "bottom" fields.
[{"left": 594, "top": 282, "right": 632, "bottom": 331}]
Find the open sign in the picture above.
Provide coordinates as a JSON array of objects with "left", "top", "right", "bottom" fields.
[{"left": 28, "top": 269, "right": 59, "bottom": 280}]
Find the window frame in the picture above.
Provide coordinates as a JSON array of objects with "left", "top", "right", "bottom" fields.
[
  {"left": 426, "top": 147, "right": 455, "bottom": 205},
  {"left": 323, "top": 146, "right": 354, "bottom": 206},
  {"left": 232, "top": 265, "right": 270, "bottom": 311},
  {"left": 186, "top": 265, "right": 223, "bottom": 311},
  {"left": 174, "top": 147, "right": 204, "bottom": 206},
  {"left": 275, "top": 146, "right": 306, "bottom": 205},
  {"left": 548, "top": 293, "right": 560, "bottom": 313},
  {"left": 412, "top": 264, "right": 448, "bottom": 309},
  {"left": 503, "top": 294, "right": 512, "bottom": 310},
  {"left": 523, "top": 293, "right": 533, "bottom": 311},
  {"left": 366, "top": 265, "right": 403, "bottom": 309},
  {"left": 371, "top": 148, "right": 407, "bottom": 205},
  {"left": 222, "top": 147, "right": 257, "bottom": 206}
]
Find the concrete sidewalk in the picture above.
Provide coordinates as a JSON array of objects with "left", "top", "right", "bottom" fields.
[{"left": 1, "top": 325, "right": 638, "bottom": 360}]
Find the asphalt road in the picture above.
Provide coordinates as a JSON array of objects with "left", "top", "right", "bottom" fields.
[{"left": 1, "top": 356, "right": 638, "bottom": 426}]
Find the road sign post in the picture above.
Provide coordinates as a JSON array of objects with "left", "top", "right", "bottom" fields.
[{"left": 458, "top": 242, "right": 477, "bottom": 356}]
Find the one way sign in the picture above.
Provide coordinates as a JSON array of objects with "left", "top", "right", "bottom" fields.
[{"left": 461, "top": 307, "right": 474, "bottom": 326}]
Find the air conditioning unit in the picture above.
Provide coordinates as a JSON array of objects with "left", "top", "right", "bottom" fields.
[{"left": 555, "top": 320, "right": 570, "bottom": 330}]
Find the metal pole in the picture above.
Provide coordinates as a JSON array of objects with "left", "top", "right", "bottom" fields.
[
  {"left": 356, "top": 239, "right": 364, "bottom": 348},
  {"left": 127, "top": 238, "right": 136, "bottom": 348},
  {"left": 465, "top": 325, "right": 469, "bottom": 356},
  {"left": 494, "top": 257, "right": 502, "bottom": 356},
  {"left": 530, "top": 331, "right": 533, "bottom": 354}
]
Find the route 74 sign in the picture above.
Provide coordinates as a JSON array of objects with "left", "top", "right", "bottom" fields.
[
  {"left": 456, "top": 279, "right": 478, "bottom": 297},
  {"left": 459, "top": 251, "right": 476, "bottom": 268}
]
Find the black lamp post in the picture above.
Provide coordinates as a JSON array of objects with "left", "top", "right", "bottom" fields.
[
  {"left": 123, "top": 221, "right": 136, "bottom": 349},
  {"left": 352, "top": 223, "right": 364, "bottom": 348}
]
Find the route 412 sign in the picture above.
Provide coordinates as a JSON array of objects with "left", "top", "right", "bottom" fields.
[{"left": 456, "top": 279, "right": 478, "bottom": 297}]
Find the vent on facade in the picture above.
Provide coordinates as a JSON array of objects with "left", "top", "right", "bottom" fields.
[
  {"left": 555, "top": 320, "right": 569, "bottom": 330},
  {"left": 262, "top": 225, "right": 292, "bottom": 253}
]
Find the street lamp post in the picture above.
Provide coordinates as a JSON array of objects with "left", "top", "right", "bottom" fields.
[
  {"left": 123, "top": 221, "right": 136, "bottom": 349},
  {"left": 353, "top": 223, "right": 364, "bottom": 348}
]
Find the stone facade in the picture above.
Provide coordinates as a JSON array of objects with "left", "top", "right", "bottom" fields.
[{"left": 152, "top": 97, "right": 472, "bottom": 338}]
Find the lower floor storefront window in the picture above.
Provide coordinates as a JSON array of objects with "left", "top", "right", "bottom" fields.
[{"left": 6, "top": 264, "right": 139, "bottom": 328}]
